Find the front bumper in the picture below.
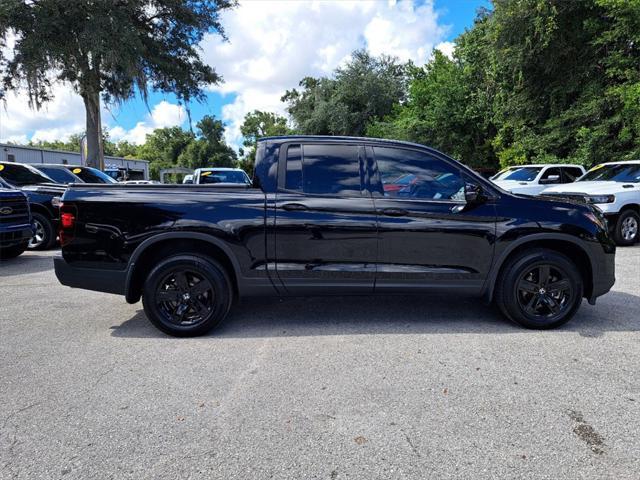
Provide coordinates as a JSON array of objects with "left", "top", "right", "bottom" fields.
[
  {"left": 54, "top": 256, "right": 127, "bottom": 296},
  {"left": 0, "top": 225, "right": 34, "bottom": 248}
]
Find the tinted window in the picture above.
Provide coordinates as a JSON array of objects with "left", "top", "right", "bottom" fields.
[
  {"left": 0, "top": 163, "right": 53, "bottom": 186},
  {"left": 285, "top": 144, "right": 361, "bottom": 195},
  {"left": 563, "top": 167, "right": 584, "bottom": 182},
  {"left": 285, "top": 145, "right": 302, "bottom": 190},
  {"left": 580, "top": 163, "right": 640, "bottom": 183},
  {"left": 374, "top": 147, "right": 464, "bottom": 200},
  {"left": 68, "top": 167, "right": 117, "bottom": 183},
  {"left": 36, "top": 166, "right": 81, "bottom": 184}
]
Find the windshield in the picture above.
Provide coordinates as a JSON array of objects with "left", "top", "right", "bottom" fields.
[
  {"left": 199, "top": 170, "right": 249, "bottom": 184},
  {"left": 580, "top": 163, "right": 640, "bottom": 183},
  {"left": 36, "top": 166, "right": 82, "bottom": 184},
  {"left": 0, "top": 162, "right": 54, "bottom": 186},
  {"left": 68, "top": 167, "right": 118, "bottom": 183},
  {"left": 493, "top": 167, "right": 542, "bottom": 182}
]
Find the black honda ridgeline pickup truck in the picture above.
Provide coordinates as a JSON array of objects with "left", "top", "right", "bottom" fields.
[{"left": 54, "top": 136, "right": 615, "bottom": 336}]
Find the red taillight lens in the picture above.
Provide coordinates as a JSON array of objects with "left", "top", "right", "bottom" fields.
[{"left": 61, "top": 212, "right": 75, "bottom": 229}]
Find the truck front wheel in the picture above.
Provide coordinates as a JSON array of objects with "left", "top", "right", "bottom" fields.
[
  {"left": 613, "top": 209, "right": 639, "bottom": 246},
  {"left": 494, "top": 249, "right": 583, "bottom": 329},
  {"left": 142, "top": 254, "right": 233, "bottom": 337}
]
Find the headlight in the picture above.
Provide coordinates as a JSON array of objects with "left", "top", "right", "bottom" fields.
[
  {"left": 51, "top": 196, "right": 62, "bottom": 207},
  {"left": 585, "top": 195, "right": 615, "bottom": 204}
]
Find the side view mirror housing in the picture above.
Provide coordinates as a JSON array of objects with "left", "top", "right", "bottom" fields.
[
  {"left": 465, "top": 182, "right": 487, "bottom": 204},
  {"left": 539, "top": 174, "right": 560, "bottom": 184}
]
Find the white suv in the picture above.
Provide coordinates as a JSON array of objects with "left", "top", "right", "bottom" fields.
[
  {"left": 542, "top": 160, "right": 640, "bottom": 245},
  {"left": 491, "top": 164, "right": 585, "bottom": 196}
]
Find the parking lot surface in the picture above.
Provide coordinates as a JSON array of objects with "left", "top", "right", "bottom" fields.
[{"left": 1, "top": 247, "right": 639, "bottom": 479}]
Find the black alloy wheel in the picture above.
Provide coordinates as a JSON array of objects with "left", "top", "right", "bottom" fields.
[
  {"left": 516, "top": 264, "right": 572, "bottom": 320},
  {"left": 155, "top": 269, "right": 214, "bottom": 327},
  {"left": 142, "top": 254, "right": 232, "bottom": 337},
  {"left": 495, "top": 248, "right": 583, "bottom": 329}
]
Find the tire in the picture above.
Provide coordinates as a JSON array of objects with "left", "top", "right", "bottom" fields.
[
  {"left": 0, "top": 241, "right": 29, "bottom": 260},
  {"left": 28, "top": 213, "right": 56, "bottom": 250},
  {"left": 495, "top": 248, "right": 583, "bottom": 329},
  {"left": 613, "top": 209, "right": 639, "bottom": 246},
  {"left": 142, "top": 254, "right": 233, "bottom": 337}
]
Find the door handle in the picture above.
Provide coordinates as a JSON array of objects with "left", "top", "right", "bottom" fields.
[
  {"left": 282, "top": 203, "right": 308, "bottom": 211},
  {"left": 381, "top": 208, "right": 408, "bottom": 217}
]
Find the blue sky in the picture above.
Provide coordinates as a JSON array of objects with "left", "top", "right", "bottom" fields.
[{"left": 0, "top": 0, "right": 489, "bottom": 149}]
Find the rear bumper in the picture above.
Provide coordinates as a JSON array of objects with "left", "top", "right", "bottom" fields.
[{"left": 54, "top": 256, "right": 127, "bottom": 296}]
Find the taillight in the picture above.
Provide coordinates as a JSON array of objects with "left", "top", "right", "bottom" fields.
[
  {"left": 61, "top": 212, "right": 75, "bottom": 229},
  {"left": 58, "top": 203, "right": 77, "bottom": 247}
]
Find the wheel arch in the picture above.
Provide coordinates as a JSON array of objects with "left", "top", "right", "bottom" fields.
[
  {"left": 484, "top": 234, "right": 595, "bottom": 303},
  {"left": 124, "top": 232, "right": 242, "bottom": 304}
]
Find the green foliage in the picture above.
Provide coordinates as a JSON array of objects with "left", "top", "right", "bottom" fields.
[
  {"left": 0, "top": 0, "right": 235, "bottom": 167},
  {"left": 282, "top": 50, "right": 407, "bottom": 137},
  {"left": 239, "top": 110, "right": 290, "bottom": 171}
]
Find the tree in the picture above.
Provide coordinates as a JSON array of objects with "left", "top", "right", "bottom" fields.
[
  {"left": 137, "top": 126, "right": 195, "bottom": 180},
  {"left": 282, "top": 50, "right": 407, "bottom": 136},
  {"left": 177, "top": 115, "right": 237, "bottom": 170},
  {"left": 0, "top": 0, "right": 235, "bottom": 169},
  {"left": 239, "top": 110, "right": 290, "bottom": 171}
]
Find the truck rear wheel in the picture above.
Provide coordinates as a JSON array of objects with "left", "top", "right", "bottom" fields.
[
  {"left": 142, "top": 254, "right": 233, "bottom": 337},
  {"left": 613, "top": 209, "right": 639, "bottom": 246},
  {"left": 494, "top": 248, "right": 583, "bottom": 329}
]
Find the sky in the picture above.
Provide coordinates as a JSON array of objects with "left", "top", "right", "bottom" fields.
[{"left": 0, "top": 0, "right": 488, "bottom": 150}]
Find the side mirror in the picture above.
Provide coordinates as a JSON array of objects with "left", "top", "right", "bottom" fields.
[
  {"left": 465, "top": 182, "right": 486, "bottom": 204},
  {"left": 539, "top": 174, "right": 560, "bottom": 184}
]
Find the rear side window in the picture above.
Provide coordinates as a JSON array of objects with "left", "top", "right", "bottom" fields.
[
  {"left": 284, "top": 144, "right": 361, "bottom": 196},
  {"left": 36, "top": 167, "right": 80, "bottom": 184}
]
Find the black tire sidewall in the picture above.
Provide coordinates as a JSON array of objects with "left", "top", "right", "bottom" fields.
[
  {"left": 29, "top": 213, "right": 55, "bottom": 250},
  {"left": 142, "top": 254, "right": 232, "bottom": 337},
  {"left": 497, "top": 250, "right": 583, "bottom": 329},
  {"left": 614, "top": 210, "right": 639, "bottom": 246}
]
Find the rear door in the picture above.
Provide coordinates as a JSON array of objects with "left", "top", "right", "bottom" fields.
[
  {"left": 273, "top": 142, "right": 378, "bottom": 294},
  {"left": 369, "top": 145, "right": 497, "bottom": 294}
]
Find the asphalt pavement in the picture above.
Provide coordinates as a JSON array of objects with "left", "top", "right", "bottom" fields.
[{"left": 1, "top": 247, "right": 639, "bottom": 479}]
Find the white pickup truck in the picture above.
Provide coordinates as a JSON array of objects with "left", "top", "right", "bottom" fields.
[
  {"left": 192, "top": 167, "right": 251, "bottom": 185},
  {"left": 491, "top": 164, "right": 586, "bottom": 196},
  {"left": 542, "top": 160, "right": 640, "bottom": 245}
]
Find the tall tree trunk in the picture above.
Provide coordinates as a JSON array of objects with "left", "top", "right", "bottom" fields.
[{"left": 83, "top": 90, "right": 104, "bottom": 170}]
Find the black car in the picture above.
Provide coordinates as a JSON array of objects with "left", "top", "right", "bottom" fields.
[
  {"left": 0, "top": 183, "right": 33, "bottom": 259},
  {"left": 31, "top": 164, "right": 84, "bottom": 184},
  {"left": 0, "top": 162, "right": 65, "bottom": 250},
  {"left": 54, "top": 136, "right": 615, "bottom": 336},
  {"left": 63, "top": 166, "right": 118, "bottom": 184}
]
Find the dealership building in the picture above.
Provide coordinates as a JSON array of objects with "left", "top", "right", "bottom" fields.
[{"left": 0, "top": 142, "right": 149, "bottom": 180}]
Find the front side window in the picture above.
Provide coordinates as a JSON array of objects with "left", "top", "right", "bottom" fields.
[
  {"left": 540, "top": 167, "right": 561, "bottom": 184},
  {"left": 284, "top": 144, "right": 361, "bottom": 196},
  {"left": 69, "top": 167, "right": 117, "bottom": 183},
  {"left": 0, "top": 163, "right": 53, "bottom": 186},
  {"left": 563, "top": 167, "right": 584, "bottom": 182},
  {"left": 374, "top": 147, "right": 464, "bottom": 201}
]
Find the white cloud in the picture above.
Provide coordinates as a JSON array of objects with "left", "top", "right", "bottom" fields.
[
  {"left": 435, "top": 41, "right": 456, "bottom": 59},
  {"left": 203, "top": 0, "right": 450, "bottom": 147},
  {"left": 108, "top": 100, "right": 186, "bottom": 144}
]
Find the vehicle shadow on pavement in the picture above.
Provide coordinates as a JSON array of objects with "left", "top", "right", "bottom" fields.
[
  {"left": 0, "top": 252, "right": 56, "bottom": 277},
  {"left": 111, "top": 290, "right": 640, "bottom": 339}
]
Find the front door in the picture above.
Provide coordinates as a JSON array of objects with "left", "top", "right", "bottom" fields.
[
  {"left": 369, "top": 145, "right": 497, "bottom": 294},
  {"left": 274, "top": 142, "right": 378, "bottom": 294}
]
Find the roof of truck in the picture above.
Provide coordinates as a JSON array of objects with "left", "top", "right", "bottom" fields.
[{"left": 258, "top": 135, "right": 435, "bottom": 150}]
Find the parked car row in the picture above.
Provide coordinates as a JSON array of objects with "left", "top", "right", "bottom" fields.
[{"left": 491, "top": 161, "right": 640, "bottom": 245}]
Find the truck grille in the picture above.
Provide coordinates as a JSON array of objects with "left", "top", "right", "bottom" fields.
[
  {"left": 0, "top": 196, "right": 30, "bottom": 225},
  {"left": 540, "top": 193, "right": 588, "bottom": 203}
]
